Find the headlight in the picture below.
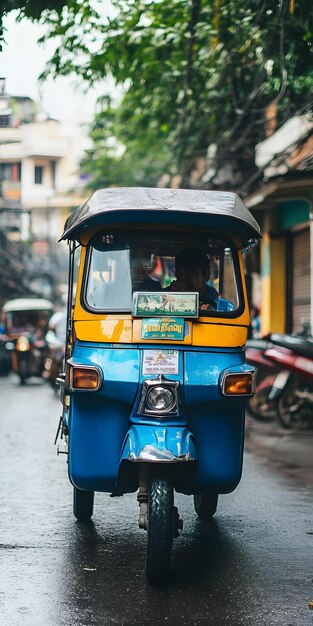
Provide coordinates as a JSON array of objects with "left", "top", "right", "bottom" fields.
[
  {"left": 4, "top": 342, "right": 15, "bottom": 351},
  {"left": 16, "top": 336, "right": 30, "bottom": 352},
  {"left": 138, "top": 376, "right": 181, "bottom": 417},
  {"left": 146, "top": 386, "right": 175, "bottom": 412}
]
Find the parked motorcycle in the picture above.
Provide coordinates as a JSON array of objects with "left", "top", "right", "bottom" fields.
[
  {"left": 245, "top": 338, "right": 279, "bottom": 421},
  {"left": 246, "top": 333, "right": 313, "bottom": 429},
  {"left": 265, "top": 333, "right": 313, "bottom": 429}
]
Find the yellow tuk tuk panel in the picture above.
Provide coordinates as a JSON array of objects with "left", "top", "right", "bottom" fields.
[
  {"left": 74, "top": 317, "right": 248, "bottom": 348},
  {"left": 191, "top": 322, "right": 248, "bottom": 347},
  {"left": 74, "top": 319, "right": 133, "bottom": 343}
]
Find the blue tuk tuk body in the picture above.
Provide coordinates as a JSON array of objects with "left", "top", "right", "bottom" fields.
[
  {"left": 66, "top": 343, "right": 249, "bottom": 495},
  {"left": 59, "top": 187, "right": 260, "bottom": 583}
]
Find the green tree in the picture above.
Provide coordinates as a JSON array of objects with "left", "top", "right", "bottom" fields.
[{"left": 2, "top": 1, "right": 313, "bottom": 190}]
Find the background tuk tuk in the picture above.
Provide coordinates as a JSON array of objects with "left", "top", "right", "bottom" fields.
[{"left": 3, "top": 297, "right": 54, "bottom": 384}]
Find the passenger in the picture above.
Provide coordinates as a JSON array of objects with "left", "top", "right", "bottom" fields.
[
  {"left": 131, "top": 251, "right": 162, "bottom": 292},
  {"left": 170, "top": 248, "right": 218, "bottom": 310},
  {"left": 248, "top": 305, "right": 261, "bottom": 338},
  {"left": 49, "top": 307, "right": 67, "bottom": 343}
]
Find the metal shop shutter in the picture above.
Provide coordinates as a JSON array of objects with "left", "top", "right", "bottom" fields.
[{"left": 292, "top": 228, "right": 310, "bottom": 333}]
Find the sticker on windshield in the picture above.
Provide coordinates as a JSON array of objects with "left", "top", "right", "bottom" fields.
[
  {"left": 132, "top": 292, "right": 199, "bottom": 317},
  {"left": 142, "top": 350, "right": 179, "bottom": 375}
]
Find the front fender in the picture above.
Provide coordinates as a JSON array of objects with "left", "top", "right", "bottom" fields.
[
  {"left": 268, "top": 370, "right": 292, "bottom": 400},
  {"left": 120, "top": 424, "right": 197, "bottom": 462}
]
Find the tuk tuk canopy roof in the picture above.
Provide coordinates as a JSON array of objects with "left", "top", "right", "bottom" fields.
[
  {"left": 60, "top": 187, "right": 261, "bottom": 245},
  {"left": 2, "top": 298, "right": 54, "bottom": 313}
]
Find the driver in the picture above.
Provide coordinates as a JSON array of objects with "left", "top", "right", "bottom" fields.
[
  {"left": 131, "top": 250, "right": 162, "bottom": 292},
  {"left": 170, "top": 248, "right": 218, "bottom": 310}
]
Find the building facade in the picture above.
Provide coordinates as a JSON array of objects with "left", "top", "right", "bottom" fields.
[
  {"left": 0, "top": 79, "right": 90, "bottom": 301},
  {"left": 245, "top": 114, "right": 313, "bottom": 335}
]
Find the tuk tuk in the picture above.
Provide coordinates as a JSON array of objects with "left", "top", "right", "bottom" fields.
[
  {"left": 3, "top": 297, "right": 54, "bottom": 384},
  {"left": 57, "top": 187, "right": 261, "bottom": 584}
]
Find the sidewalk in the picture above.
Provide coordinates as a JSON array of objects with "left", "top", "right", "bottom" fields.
[{"left": 245, "top": 414, "right": 313, "bottom": 490}]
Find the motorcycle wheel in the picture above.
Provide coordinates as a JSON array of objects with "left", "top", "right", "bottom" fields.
[
  {"left": 247, "top": 395, "right": 277, "bottom": 420},
  {"left": 278, "top": 379, "right": 310, "bottom": 429},
  {"left": 73, "top": 487, "right": 94, "bottom": 523},
  {"left": 146, "top": 477, "right": 174, "bottom": 585},
  {"left": 19, "top": 367, "right": 27, "bottom": 385},
  {"left": 247, "top": 375, "right": 277, "bottom": 421},
  {"left": 193, "top": 493, "right": 218, "bottom": 521},
  {"left": 18, "top": 359, "right": 28, "bottom": 385}
]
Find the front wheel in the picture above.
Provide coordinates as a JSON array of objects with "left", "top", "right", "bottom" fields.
[
  {"left": 73, "top": 486, "right": 94, "bottom": 523},
  {"left": 194, "top": 493, "right": 218, "bottom": 521},
  {"left": 146, "top": 477, "right": 174, "bottom": 585},
  {"left": 18, "top": 358, "right": 28, "bottom": 385}
]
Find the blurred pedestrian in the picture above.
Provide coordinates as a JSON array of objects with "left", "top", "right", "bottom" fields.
[{"left": 249, "top": 305, "right": 261, "bottom": 338}]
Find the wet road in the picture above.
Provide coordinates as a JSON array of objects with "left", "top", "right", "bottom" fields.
[{"left": 0, "top": 376, "right": 312, "bottom": 626}]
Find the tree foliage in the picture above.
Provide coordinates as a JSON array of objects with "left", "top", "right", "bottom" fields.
[{"left": 2, "top": 1, "right": 313, "bottom": 191}]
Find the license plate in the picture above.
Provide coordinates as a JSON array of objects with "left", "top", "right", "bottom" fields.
[{"left": 141, "top": 318, "right": 184, "bottom": 340}]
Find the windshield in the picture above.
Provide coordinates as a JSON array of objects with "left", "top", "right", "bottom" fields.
[
  {"left": 6, "top": 310, "right": 52, "bottom": 334},
  {"left": 84, "top": 230, "right": 241, "bottom": 316}
]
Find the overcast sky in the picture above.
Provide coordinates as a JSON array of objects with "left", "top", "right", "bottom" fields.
[{"left": 0, "top": 11, "right": 105, "bottom": 125}]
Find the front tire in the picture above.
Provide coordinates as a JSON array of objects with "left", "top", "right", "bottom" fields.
[
  {"left": 18, "top": 358, "right": 28, "bottom": 385},
  {"left": 73, "top": 486, "right": 94, "bottom": 523},
  {"left": 194, "top": 493, "right": 218, "bottom": 521},
  {"left": 146, "top": 477, "right": 174, "bottom": 585}
]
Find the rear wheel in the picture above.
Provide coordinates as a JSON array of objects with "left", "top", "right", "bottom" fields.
[
  {"left": 146, "top": 477, "right": 174, "bottom": 585},
  {"left": 194, "top": 493, "right": 218, "bottom": 521},
  {"left": 247, "top": 374, "right": 277, "bottom": 420},
  {"left": 73, "top": 486, "right": 94, "bottom": 523},
  {"left": 277, "top": 386, "right": 295, "bottom": 429},
  {"left": 278, "top": 378, "right": 310, "bottom": 429}
]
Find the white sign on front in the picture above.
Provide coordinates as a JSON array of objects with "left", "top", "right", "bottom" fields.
[{"left": 142, "top": 350, "right": 179, "bottom": 375}]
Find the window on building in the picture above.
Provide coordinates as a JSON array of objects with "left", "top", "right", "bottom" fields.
[
  {"left": 34, "top": 165, "right": 43, "bottom": 185},
  {"left": 0, "top": 162, "right": 21, "bottom": 182},
  {"left": 0, "top": 114, "right": 11, "bottom": 127},
  {"left": 50, "top": 160, "right": 56, "bottom": 189}
]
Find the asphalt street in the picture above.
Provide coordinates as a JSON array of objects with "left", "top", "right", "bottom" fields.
[
  {"left": 0, "top": 374, "right": 312, "bottom": 626},
  {"left": 245, "top": 415, "right": 313, "bottom": 489}
]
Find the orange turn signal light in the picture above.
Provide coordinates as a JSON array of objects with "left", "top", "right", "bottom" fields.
[
  {"left": 223, "top": 373, "right": 254, "bottom": 396},
  {"left": 70, "top": 366, "right": 101, "bottom": 390}
]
